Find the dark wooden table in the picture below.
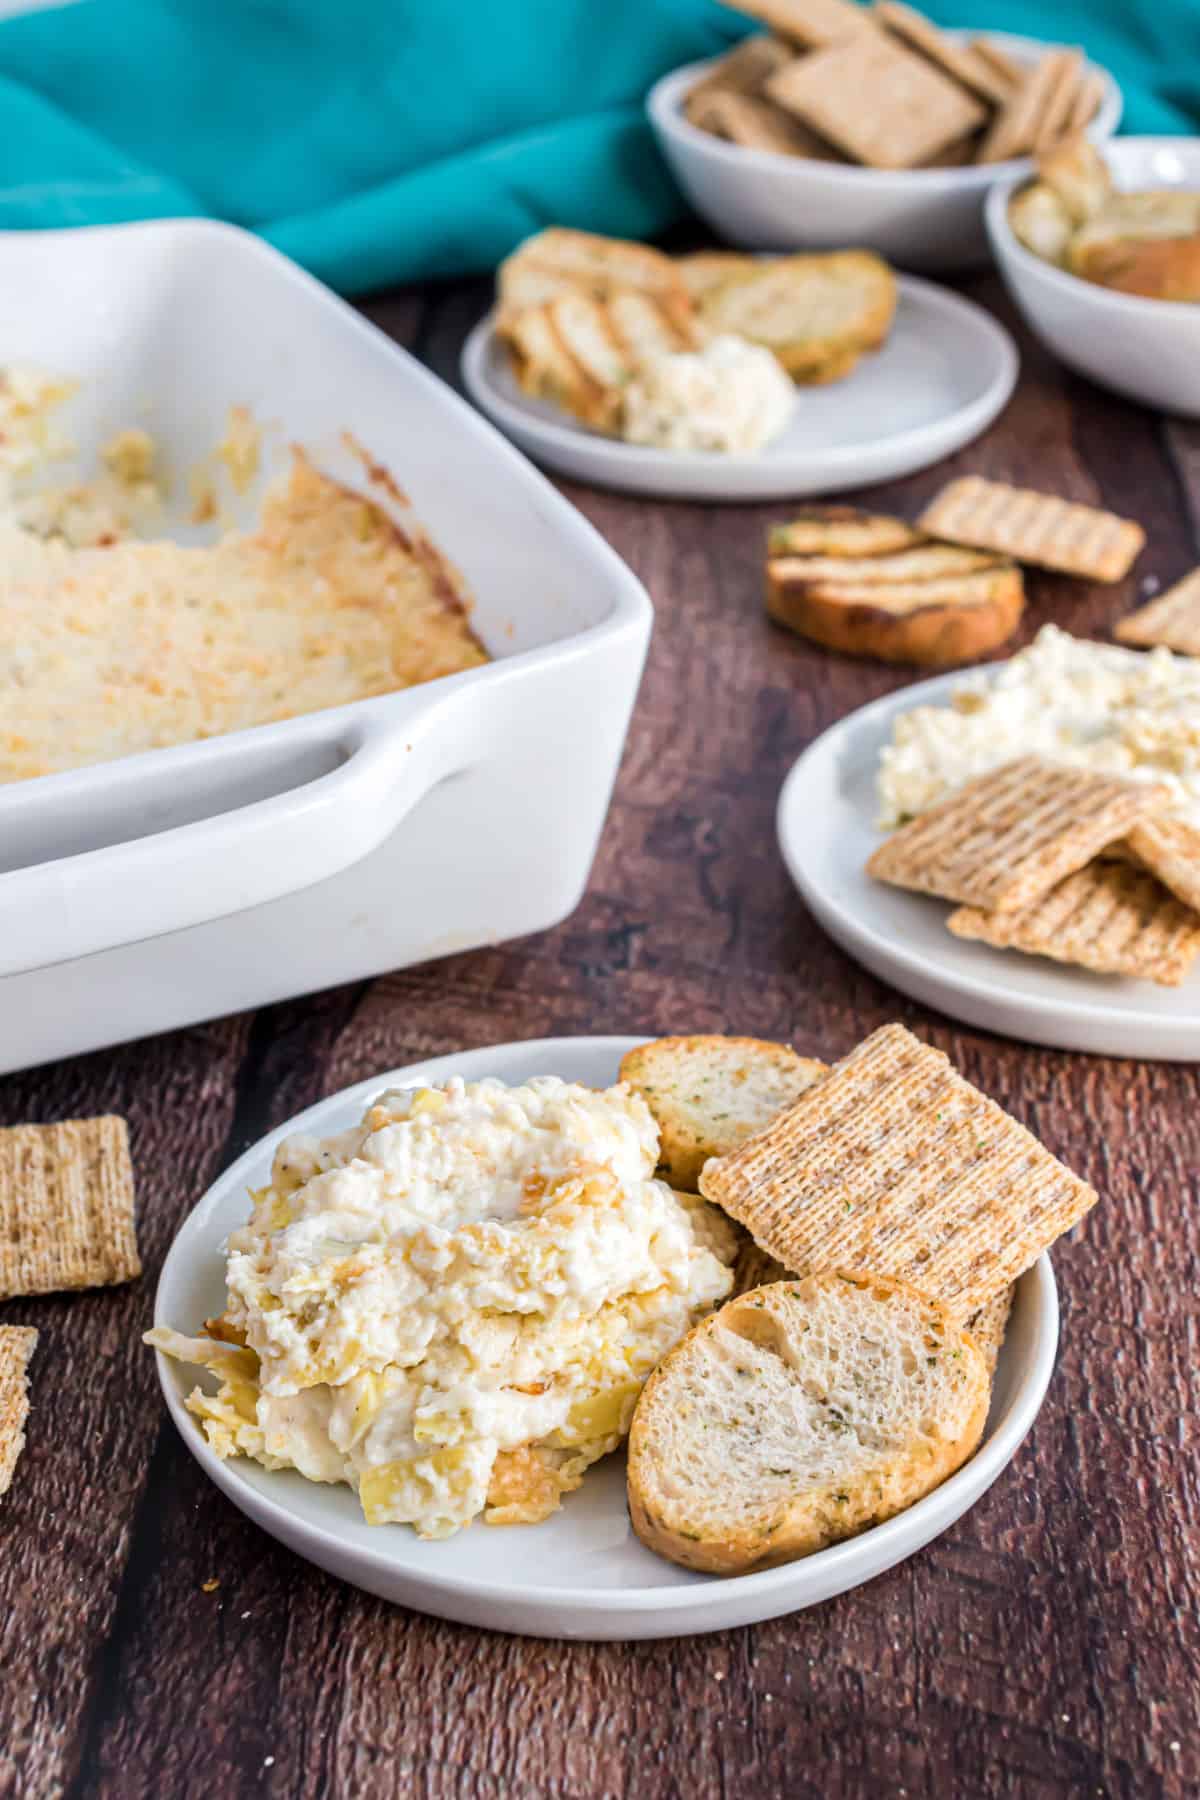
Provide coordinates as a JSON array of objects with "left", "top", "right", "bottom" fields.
[{"left": 3, "top": 271, "right": 1198, "bottom": 1800}]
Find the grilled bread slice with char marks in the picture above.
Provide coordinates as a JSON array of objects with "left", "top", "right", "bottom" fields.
[{"left": 766, "top": 504, "right": 1024, "bottom": 666}]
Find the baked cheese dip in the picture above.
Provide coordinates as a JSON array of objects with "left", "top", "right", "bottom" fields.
[
  {"left": 878, "top": 625, "right": 1200, "bottom": 828},
  {"left": 0, "top": 367, "right": 487, "bottom": 784},
  {"left": 148, "top": 1077, "right": 735, "bottom": 1539}
]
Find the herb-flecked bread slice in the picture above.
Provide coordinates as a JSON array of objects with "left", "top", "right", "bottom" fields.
[
  {"left": 627, "top": 1272, "right": 990, "bottom": 1574},
  {"left": 620, "top": 1035, "right": 828, "bottom": 1192}
]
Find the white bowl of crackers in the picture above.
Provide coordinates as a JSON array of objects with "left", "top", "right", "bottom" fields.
[
  {"left": 987, "top": 136, "right": 1200, "bottom": 416},
  {"left": 648, "top": 1, "right": 1121, "bottom": 271}
]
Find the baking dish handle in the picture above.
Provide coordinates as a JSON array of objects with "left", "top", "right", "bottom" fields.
[{"left": 0, "top": 704, "right": 472, "bottom": 978}]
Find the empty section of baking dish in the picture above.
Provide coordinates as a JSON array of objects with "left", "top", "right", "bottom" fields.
[{"left": 0, "top": 221, "right": 651, "bottom": 1070}]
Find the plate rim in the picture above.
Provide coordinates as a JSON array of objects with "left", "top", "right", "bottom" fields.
[
  {"left": 153, "top": 1033, "right": 1058, "bottom": 1621},
  {"left": 776, "top": 669, "right": 1200, "bottom": 1046},
  {"left": 460, "top": 278, "right": 1017, "bottom": 483}
]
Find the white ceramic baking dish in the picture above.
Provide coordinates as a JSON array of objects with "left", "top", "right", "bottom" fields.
[{"left": 0, "top": 221, "right": 652, "bottom": 1074}]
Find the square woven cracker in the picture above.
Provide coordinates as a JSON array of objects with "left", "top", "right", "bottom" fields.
[
  {"left": 866, "top": 755, "right": 1170, "bottom": 913},
  {"left": 1122, "top": 816, "right": 1200, "bottom": 914},
  {"left": 948, "top": 861, "right": 1200, "bottom": 986},
  {"left": 1033, "top": 51, "right": 1085, "bottom": 154},
  {"left": 919, "top": 476, "right": 1145, "bottom": 580},
  {"left": 0, "top": 1325, "right": 37, "bottom": 1498},
  {"left": 692, "top": 90, "right": 835, "bottom": 157},
  {"left": 874, "top": 3, "right": 1013, "bottom": 106},
  {"left": 977, "top": 50, "right": 1079, "bottom": 164},
  {"left": 966, "top": 1285, "right": 1014, "bottom": 1374},
  {"left": 765, "top": 30, "right": 985, "bottom": 169},
  {"left": 731, "top": 0, "right": 874, "bottom": 48},
  {"left": 1115, "top": 567, "right": 1200, "bottom": 654},
  {"left": 0, "top": 1116, "right": 140, "bottom": 1299},
  {"left": 698, "top": 1023, "right": 1096, "bottom": 1323}
]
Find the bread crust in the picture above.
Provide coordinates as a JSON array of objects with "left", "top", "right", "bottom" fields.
[
  {"left": 766, "top": 563, "right": 1024, "bottom": 666},
  {"left": 627, "top": 1272, "right": 991, "bottom": 1575}
]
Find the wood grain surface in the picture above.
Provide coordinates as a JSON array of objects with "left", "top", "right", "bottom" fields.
[{"left": 2, "top": 271, "right": 1198, "bottom": 1800}]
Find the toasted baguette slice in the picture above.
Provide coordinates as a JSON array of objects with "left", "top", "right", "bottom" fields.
[
  {"left": 676, "top": 250, "right": 760, "bottom": 301},
  {"left": 1008, "top": 182, "right": 1075, "bottom": 263},
  {"left": 620, "top": 1035, "right": 828, "bottom": 1192},
  {"left": 504, "top": 289, "right": 696, "bottom": 433},
  {"left": 1035, "top": 133, "right": 1112, "bottom": 224},
  {"left": 769, "top": 506, "right": 927, "bottom": 559},
  {"left": 497, "top": 228, "right": 693, "bottom": 334},
  {"left": 770, "top": 550, "right": 1021, "bottom": 666},
  {"left": 627, "top": 1273, "right": 991, "bottom": 1574},
  {"left": 695, "top": 251, "right": 896, "bottom": 381}
]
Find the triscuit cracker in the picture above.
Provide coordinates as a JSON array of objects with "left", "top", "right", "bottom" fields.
[
  {"left": 698, "top": 1023, "right": 1097, "bottom": 1323},
  {"left": 874, "top": 3, "right": 1013, "bottom": 106},
  {"left": 729, "top": 0, "right": 874, "bottom": 48},
  {"left": 1115, "top": 567, "right": 1200, "bottom": 654},
  {"left": 0, "top": 1116, "right": 140, "bottom": 1298},
  {"left": 970, "top": 37, "right": 1024, "bottom": 90},
  {"left": 918, "top": 475, "right": 1145, "bottom": 582},
  {"left": 867, "top": 756, "right": 1170, "bottom": 913},
  {"left": 0, "top": 1325, "right": 37, "bottom": 1498},
  {"left": 691, "top": 90, "right": 837, "bottom": 158},
  {"left": 1032, "top": 51, "right": 1085, "bottom": 154},
  {"left": 765, "top": 30, "right": 985, "bottom": 170},
  {"left": 977, "top": 50, "right": 1080, "bottom": 165},
  {"left": 948, "top": 861, "right": 1200, "bottom": 987},
  {"left": 683, "top": 34, "right": 795, "bottom": 119},
  {"left": 1067, "top": 70, "right": 1105, "bottom": 133},
  {"left": 1122, "top": 816, "right": 1200, "bottom": 914},
  {"left": 967, "top": 1285, "right": 1014, "bottom": 1374}
]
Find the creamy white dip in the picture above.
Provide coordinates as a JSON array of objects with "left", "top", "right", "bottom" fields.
[
  {"left": 877, "top": 624, "right": 1200, "bottom": 828},
  {"left": 621, "top": 334, "right": 794, "bottom": 454}
]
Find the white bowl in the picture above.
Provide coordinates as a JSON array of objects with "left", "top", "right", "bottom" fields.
[
  {"left": 153, "top": 1035, "right": 1060, "bottom": 1641},
  {"left": 986, "top": 137, "right": 1200, "bottom": 416},
  {"left": 648, "top": 32, "right": 1121, "bottom": 271}
]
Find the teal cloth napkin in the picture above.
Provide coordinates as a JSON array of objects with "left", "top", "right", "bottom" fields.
[{"left": 0, "top": 0, "right": 1195, "bottom": 295}]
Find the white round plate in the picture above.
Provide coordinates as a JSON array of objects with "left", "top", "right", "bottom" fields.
[
  {"left": 778, "top": 674, "right": 1200, "bottom": 1061},
  {"left": 460, "top": 282, "right": 1016, "bottom": 501},
  {"left": 154, "top": 1035, "right": 1057, "bottom": 1640}
]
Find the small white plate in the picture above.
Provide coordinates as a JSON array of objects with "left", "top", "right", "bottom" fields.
[
  {"left": 778, "top": 675, "right": 1200, "bottom": 1061},
  {"left": 460, "top": 281, "right": 1016, "bottom": 502},
  {"left": 154, "top": 1036, "right": 1058, "bottom": 1641}
]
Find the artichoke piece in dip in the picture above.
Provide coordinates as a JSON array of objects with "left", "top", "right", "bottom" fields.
[{"left": 621, "top": 334, "right": 794, "bottom": 454}]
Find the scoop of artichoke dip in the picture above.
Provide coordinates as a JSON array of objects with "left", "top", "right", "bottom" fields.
[
  {"left": 621, "top": 335, "right": 795, "bottom": 454},
  {"left": 148, "top": 1076, "right": 736, "bottom": 1538}
]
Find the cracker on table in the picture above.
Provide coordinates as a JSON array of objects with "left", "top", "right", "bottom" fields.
[
  {"left": 0, "top": 1116, "right": 140, "bottom": 1299},
  {"left": 1115, "top": 567, "right": 1200, "bottom": 654},
  {"left": 697, "top": 1023, "right": 1097, "bottom": 1324},
  {"left": 918, "top": 476, "right": 1145, "bottom": 581},
  {"left": 866, "top": 756, "right": 1170, "bottom": 913},
  {"left": 1122, "top": 816, "right": 1200, "bottom": 915},
  {"left": 948, "top": 861, "right": 1200, "bottom": 987},
  {"left": 0, "top": 1326, "right": 37, "bottom": 1498},
  {"left": 977, "top": 50, "right": 1081, "bottom": 164},
  {"left": 765, "top": 30, "right": 986, "bottom": 170},
  {"left": 874, "top": 3, "right": 1013, "bottom": 106}
]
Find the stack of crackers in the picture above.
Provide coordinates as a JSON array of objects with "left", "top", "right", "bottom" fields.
[
  {"left": 687, "top": 0, "right": 1104, "bottom": 170},
  {"left": 868, "top": 756, "right": 1200, "bottom": 986},
  {"left": 0, "top": 1114, "right": 141, "bottom": 1500},
  {"left": 1118, "top": 569, "right": 1200, "bottom": 658},
  {"left": 766, "top": 476, "right": 1146, "bottom": 666},
  {"left": 494, "top": 228, "right": 898, "bottom": 429},
  {"left": 698, "top": 1020, "right": 1096, "bottom": 1347}
]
